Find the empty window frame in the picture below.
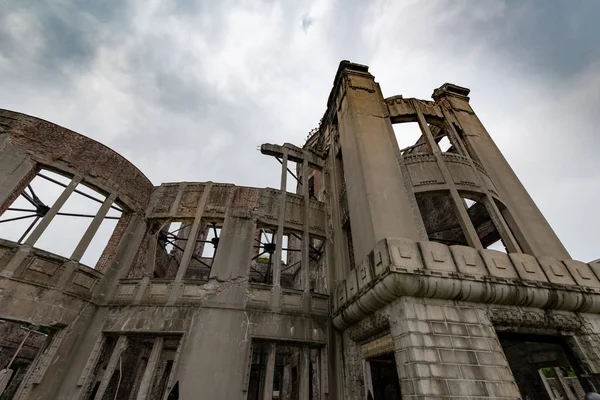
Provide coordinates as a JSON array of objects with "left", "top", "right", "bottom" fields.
[
  {"left": 415, "top": 192, "right": 469, "bottom": 246},
  {"left": 250, "top": 227, "right": 296, "bottom": 286},
  {"left": 80, "top": 335, "right": 180, "bottom": 400},
  {"left": 0, "top": 169, "right": 123, "bottom": 268},
  {"left": 186, "top": 220, "right": 221, "bottom": 280},
  {"left": 153, "top": 219, "right": 221, "bottom": 280},
  {"left": 462, "top": 195, "right": 508, "bottom": 252},
  {"left": 246, "top": 342, "right": 323, "bottom": 400},
  {"left": 0, "top": 320, "right": 51, "bottom": 399},
  {"left": 249, "top": 227, "right": 325, "bottom": 292},
  {"left": 392, "top": 122, "right": 426, "bottom": 156}
]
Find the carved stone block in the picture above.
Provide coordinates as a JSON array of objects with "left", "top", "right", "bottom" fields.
[
  {"left": 282, "top": 292, "right": 302, "bottom": 311},
  {"left": 357, "top": 255, "right": 374, "bottom": 290},
  {"left": 538, "top": 256, "right": 576, "bottom": 286},
  {"left": 509, "top": 253, "right": 548, "bottom": 282},
  {"left": 450, "top": 245, "right": 487, "bottom": 276},
  {"left": 177, "top": 184, "right": 205, "bottom": 216},
  {"left": 116, "top": 284, "right": 138, "bottom": 297},
  {"left": 346, "top": 269, "right": 359, "bottom": 299},
  {"left": 419, "top": 241, "right": 455, "bottom": 272},
  {"left": 152, "top": 184, "right": 179, "bottom": 214},
  {"left": 72, "top": 272, "right": 97, "bottom": 290},
  {"left": 26, "top": 257, "right": 59, "bottom": 276},
  {"left": 373, "top": 240, "right": 391, "bottom": 277},
  {"left": 310, "top": 295, "right": 329, "bottom": 315},
  {"left": 336, "top": 282, "right": 347, "bottom": 309},
  {"left": 182, "top": 284, "right": 206, "bottom": 298},
  {"left": 589, "top": 263, "right": 600, "bottom": 282},
  {"left": 148, "top": 283, "right": 170, "bottom": 297},
  {"left": 563, "top": 260, "right": 600, "bottom": 289},
  {"left": 247, "top": 287, "right": 271, "bottom": 309},
  {"left": 386, "top": 238, "right": 422, "bottom": 271},
  {"left": 480, "top": 250, "right": 518, "bottom": 279}
]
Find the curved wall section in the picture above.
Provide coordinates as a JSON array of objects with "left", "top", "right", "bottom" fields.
[{"left": 0, "top": 109, "right": 153, "bottom": 212}]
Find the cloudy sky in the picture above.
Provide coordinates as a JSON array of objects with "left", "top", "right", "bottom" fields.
[{"left": 0, "top": 0, "right": 599, "bottom": 263}]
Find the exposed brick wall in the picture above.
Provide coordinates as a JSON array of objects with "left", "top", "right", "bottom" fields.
[
  {"left": 0, "top": 162, "right": 38, "bottom": 215},
  {"left": 0, "top": 109, "right": 153, "bottom": 212},
  {"left": 96, "top": 213, "right": 133, "bottom": 272},
  {"left": 126, "top": 229, "right": 153, "bottom": 278}
]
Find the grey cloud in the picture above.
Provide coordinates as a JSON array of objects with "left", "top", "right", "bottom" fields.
[{"left": 0, "top": 0, "right": 598, "bottom": 262}]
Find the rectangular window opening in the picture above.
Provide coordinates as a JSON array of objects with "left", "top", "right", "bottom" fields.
[
  {"left": 0, "top": 320, "right": 51, "bottom": 399},
  {"left": 81, "top": 335, "right": 180, "bottom": 400},
  {"left": 154, "top": 220, "right": 192, "bottom": 279},
  {"left": 246, "top": 342, "right": 322, "bottom": 400},
  {"left": 392, "top": 122, "right": 427, "bottom": 155},
  {"left": 184, "top": 220, "right": 222, "bottom": 280}
]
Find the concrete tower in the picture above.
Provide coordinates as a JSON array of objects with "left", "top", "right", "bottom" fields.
[{"left": 0, "top": 61, "right": 598, "bottom": 400}]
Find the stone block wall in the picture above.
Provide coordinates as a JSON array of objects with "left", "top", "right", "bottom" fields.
[{"left": 387, "top": 297, "right": 521, "bottom": 400}]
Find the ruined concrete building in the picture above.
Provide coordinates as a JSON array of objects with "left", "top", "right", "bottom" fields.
[{"left": 0, "top": 61, "right": 599, "bottom": 400}]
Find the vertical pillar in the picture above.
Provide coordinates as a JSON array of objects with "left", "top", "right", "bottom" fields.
[
  {"left": 333, "top": 62, "right": 420, "bottom": 262},
  {"left": 411, "top": 99, "right": 483, "bottom": 249},
  {"left": 273, "top": 149, "right": 288, "bottom": 287},
  {"left": 433, "top": 84, "right": 569, "bottom": 259},
  {"left": 363, "top": 360, "right": 374, "bottom": 399},
  {"left": 299, "top": 346, "right": 310, "bottom": 400},
  {"left": 551, "top": 367, "right": 578, "bottom": 400},
  {"left": 262, "top": 343, "right": 277, "bottom": 400},
  {"left": 440, "top": 107, "right": 521, "bottom": 252},
  {"left": 538, "top": 369, "right": 556, "bottom": 400},
  {"left": 136, "top": 337, "right": 164, "bottom": 400},
  {"left": 0, "top": 136, "right": 36, "bottom": 214},
  {"left": 175, "top": 183, "right": 212, "bottom": 281},
  {"left": 93, "top": 335, "right": 128, "bottom": 400},
  {"left": 281, "top": 358, "right": 292, "bottom": 400},
  {"left": 301, "top": 157, "right": 310, "bottom": 294},
  {"left": 71, "top": 193, "right": 117, "bottom": 261},
  {"left": 25, "top": 175, "right": 82, "bottom": 246}
]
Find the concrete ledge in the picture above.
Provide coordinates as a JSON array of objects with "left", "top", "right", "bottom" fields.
[
  {"left": 111, "top": 279, "right": 330, "bottom": 317},
  {"left": 332, "top": 237, "right": 600, "bottom": 330}
]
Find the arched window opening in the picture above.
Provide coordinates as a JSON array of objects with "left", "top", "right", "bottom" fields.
[
  {"left": 0, "top": 169, "right": 123, "bottom": 268},
  {"left": 416, "top": 192, "right": 468, "bottom": 246}
]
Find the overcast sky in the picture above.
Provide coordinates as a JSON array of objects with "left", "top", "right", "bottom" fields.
[{"left": 0, "top": 0, "right": 599, "bottom": 263}]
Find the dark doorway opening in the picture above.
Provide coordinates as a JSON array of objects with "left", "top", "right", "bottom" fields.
[
  {"left": 369, "top": 353, "right": 402, "bottom": 400},
  {"left": 498, "top": 332, "right": 590, "bottom": 400}
]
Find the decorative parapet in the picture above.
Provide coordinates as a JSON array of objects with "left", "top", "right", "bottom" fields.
[
  {"left": 332, "top": 237, "right": 600, "bottom": 330},
  {"left": 112, "top": 279, "right": 330, "bottom": 317},
  {"left": 402, "top": 152, "right": 499, "bottom": 196},
  {"left": 147, "top": 183, "right": 327, "bottom": 238},
  {"left": 385, "top": 97, "right": 445, "bottom": 125},
  {"left": 0, "top": 239, "right": 102, "bottom": 301}
]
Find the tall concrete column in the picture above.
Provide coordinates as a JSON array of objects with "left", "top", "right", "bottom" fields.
[
  {"left": 262, "top": 342, "right": 277, "bottom": 400},
  {"left": 433, "top": 84, "right": 569, "bottom": 259},
  {"left": 333, "top": 62, "right": 420, "bottom": 262},
  {"left": 299, "top": 346, "right": 310, "bottom": 400}
]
